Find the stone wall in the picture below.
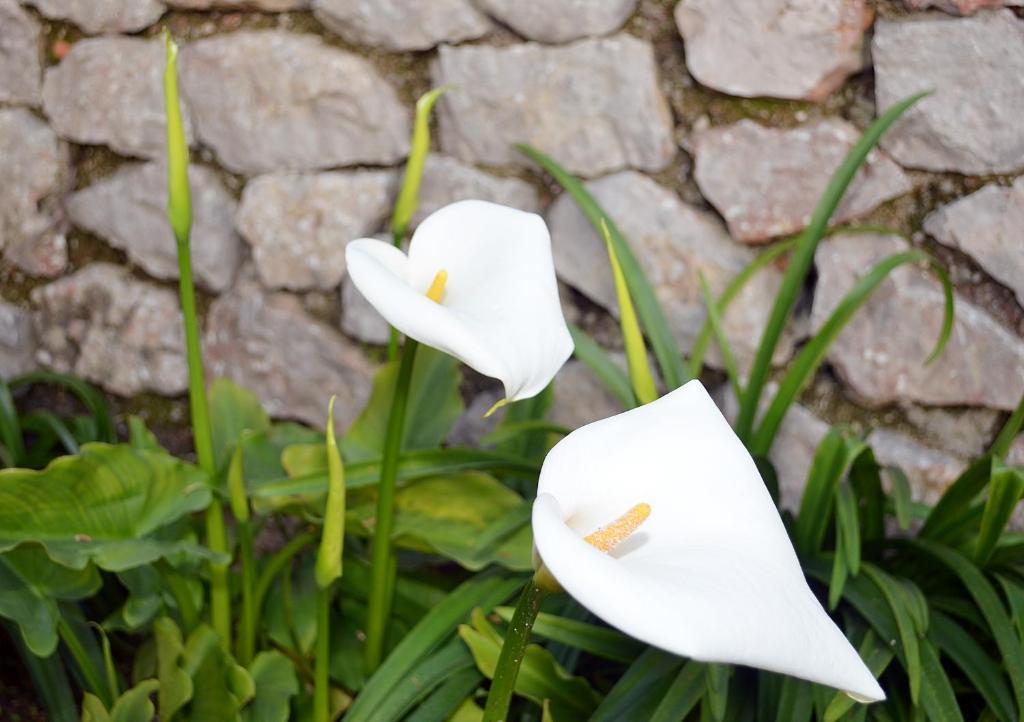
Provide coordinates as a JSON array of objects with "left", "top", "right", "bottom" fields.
[{"left": 1, "top": 0, "right": 1022, "bottom": 510}]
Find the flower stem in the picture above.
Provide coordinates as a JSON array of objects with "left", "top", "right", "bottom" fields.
[
  {"left": 314, "top": 585, "right": 332, "bottom": 722},
  {"left": 235, "top": 518, "right": 256, "bottom": 666},
  {"left": 364, "top": 338, "right": 419, "bottom": 673},
  {"left": 482, "top": 581, "right": 548, "bottom": 722}
]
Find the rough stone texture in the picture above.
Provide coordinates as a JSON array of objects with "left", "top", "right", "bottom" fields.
[
  {"left": 413, "top": 155, "right": 542, "bottom": 228},
  {"left": 25, "top": 0, "right": 165, "bottom": 33},
  {"left": 694, "top": 119, "right": 912, "bottom": 243},
  {"left": 674, "top": 0, "right": 870, "bottom": 101},
  {"left": 867, "top": 428, "right": 966, "bottom": 505},
  {"left": 0, "top": 0, "right": 42, "bottom": 106},
  {"left": 904, "top": 0, "right": 1022, "bottom": 14},
  {"left": 313, "top": 0, "right": 491, "bottom": 51},
  {"left": 0, "top": 109, "right": 68, "bottom": 279},
  {"left": 340, "top": 273, "right": 388, "bottom": 345},
  {"left": 547, "top": 171, "right": 796, "bottom": 369},
  {"left": 237, "top": 170, "right": 396, "bottom": 291},
  {"left": 0, "top": 301, "right": 36, "bottom": 379},
  {"left": 67, "top": 162, "right": 241, "bottom": 293},
  {"left": 167, "top": 0, "right": 306, "bottom": 8},
  {"left": 30, "top": 264, "right": 187, "bottom": 396},
  {"left": 180, "top": 31, "right": 409, "bottom": 175},
  {"left": 550, "top": 359, "right": 625, "bottom": 430},
  {"left": 765, "top": 404, "right": 830, "bottom": 512},
  {"left": 813, "top": 233, "right": 1024, "bottom": 410},
  {"left": 43, "top": 36, "right": 191, "bottom": 160},
  {"left": 1009, "top": 435, "right": 1024, "bottom": 467},
  {"left": 901, "top": 404, "right": 1002, "bottom": 458},
  {"left": 448, "top": 390, "right": 502, "bottom": 448},
  {"left": 432, "top": 35, "right": 675, "bottom": 177},
  {"left": 204, "top": 276, "right": 374, "bottom": 430},
  {"left": 476, "top": 0, "right": 636, "bottom": 43},
  {"left": 874, "top": 11, "right": 1024, "bottom": 175},
  {"left": 924, "top": 178, "right": 1024, "bottom": 305}
]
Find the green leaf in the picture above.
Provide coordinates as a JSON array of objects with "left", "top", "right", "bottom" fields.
[
  {"left": 735, "top": 92, "right": 928, "bottom": 443},
  {"left": 750, "top": 248, "right": 952, "bottom": 456},
  {"left": 345, "top": 574, "right": 522, "bottom": 722},
  {"left": 823, "top": 630, "right": 894, "bottom": 722},
  {"left": 0, "top": 545, "right": 100, "bottom": 656},
  {"left": 519, "top": 143, "right": 687, "bottom": 390},
  {"left": 240, "top": 651, "right": 299, "bottom": 722},
  {"left": 459, "top": 617, "right": 601, "bottom": 720},
  {"left": 905, "top": 539, "right": 1024, "bottom": 714},
  {"left": 347, "top": 472, "right": 532, "bottom": 571},
  {"left": 10, "top": 371, "right": 116, "bottom": 444},
  {"left": 921, "top": 455, "right": 996, "bottom": 542},
  {"left": 208, "top": 378, "right": 270, "bottom": 471},
  {"left": 688, "top": 238, "right": 797, "bottom": 379},
  {"left": 836, "top": 482, "right": 861, "bottom": 574},
  {"left": 704, "top": 663, "right": 730, "bottom": 721},
  {"left": 568, "top": 325, "right": 635, "bottom": 409},
  {"left": 405, "top": 667, "right": 482, "bottom": 722},
  {"left": 127, "top": 416, "right": 162, "bottom": 452},
  {"left": 602, "top": 220, "right": 657, "bottom": 405},
  {"left": 649, "top": 663, "right": 704, "bottom": 722},
  {"left": 698, "top": 272, "right": 742, "bottom": 403},
  {"left": 90, "top": 679, "right": 161, "bottom": 722},
  {"left": 0, "top": 378, "right": 25, "bottom": 466},
  {"left": 773, "top": 678, "right": 812, "bottom": 722},
  {"left": 371, "top": 639, "right": 475, "bottom": 722},
  {"left": 795, "top": 428, "right": 865, "bottom": 557},
  {"left": 155, "top": 616, "right": 193, "bottom": 720},
  {"left": 589, "top": 648, "right": 683, "bottom": 722},
  {"left": 391, "top": 86, "right": 448, "bottom": 243},
  {"left": 495, "top": 607, "right": 644, "bottom": 663},
  {"left": 7, "top": 618, "right": 78, "bottom": 722},
  {"left": 974, "top": 466, "right": 1024, "bottom": 567},
  {"left": 0, "top": 444, "right": 215, "bottom": 571},
  {"left": 929, "top": 611, "right": 1016, "bottom": 722},
  {"left": 991, "top": 389, "right": 1024, "bottom": 459},
  {"left": 917, "top": 638, "right": 964, "bottom": 722},
  {"left": 885, "top": 466, "right": 914, "bottom": 531},
  {"left": 860, "top": 563, "right": 922, "bottom": 703},
  {"left": 481, "top": 420, "right": 570, "bottom": 448},
  {"left": 344, "top": 345, "right": 463, "bottom": 462}
]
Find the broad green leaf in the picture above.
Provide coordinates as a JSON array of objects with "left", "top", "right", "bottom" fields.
[
  {"left": 735, "top": 92, "right": 928, "bottom": 443},
  {"left": 974, "top": 466, "right": 1024, "bottom": 566},
  {"left": 344, "top": 574, "right": 522, "bottom": 722},
  {"left": 347, "top": 472, "right": 532, "bottom": 571},
  {"left": 481, "top": 420, "right": 570, "bottom": 448},
  {"left": 495, "top": 607, "right": 644, "bottom": 663},
  {"left": 0, "top": 444, "right": 214, "bottom": 571},
  {"left": 83, "top": 679, "right": 161, "bottom": 722},
  {"left": 0, "top": 545, "right": 100, "bottom": 656},
  {"left": 750, "top": 248, "right": 952, "bottom": 456},
  {"left": 105, "top": 567, "right": 167, "bottom": 632},
  {"left": 343, "top": 345, "right": 463, "bottom": 462},
  {"left": 240, "top": 651, "right": 299, "bottom": 722},
  {"left": 519, "top": 143, "right": 687, "bottom": 390},
  {"left": 208, "top": 378, "right": 270, "bottom": 470},
  {"left": 155, "top": 616, "right": 193, "bottom": 720},
  {"left": 265, "top": 555, "right": 318, "bottom": 656},
  {"left": 929, "top": 611, "right": 1016, "bottom": 722},
  {"left": 459, "top": 617, "right": 601, "bottom": 720},
  {"left": 568, "top": 324, "right": 635, "bottom": 409},
  {"left": 603, "top": 220, "right": 657, "bottom": 405},
  {"left": 9, "top": 618, "right": 78, "bottom": 722},
  {"left": 391, "top": 86, "right": 448, "bottom": 243},
  {"left": 589, "top": 648, "right": 683, "bottom": 722}
]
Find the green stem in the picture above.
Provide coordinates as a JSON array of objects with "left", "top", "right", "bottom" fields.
[
  {"left": 57, "top": 618, "right": 111, "bottom": 709},
  {"left": 253, "top": 531, "right": 315, "bottom": 618},
  {"left": 205, "top": 498, "right": 231, "bottom": 650},
  {"left": 482, "top": 581, "right": 548, "bottom": 722},
  {"left": 364, "top": 338, "right": 419, "bottom": 673},
  {"left": 314, "top": 585, "right": 332, "bottom": 722},
  {"left": 236, "top": 519, "right": 256, "bottom": 666}
]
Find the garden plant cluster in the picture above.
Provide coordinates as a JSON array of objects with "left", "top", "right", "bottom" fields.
[{"left": 0, "top": 27, "right": 1023, "bottom": 722}]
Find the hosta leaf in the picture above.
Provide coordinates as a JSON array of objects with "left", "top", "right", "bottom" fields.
[
  {"left": 347, "top": 472, "right": 532, "bottom": 570},
  {"left": 240, "top": 651, "right": 299, "bottom": 722},
  {"left": 0, "top": 444, "right": 214, "bottom": 571},
  {"left": 459, "top": 615, "right": 601, "bottom": 720},
  {"left": 81, "top": 680, "right": 160, "bottom": 722},
  {"left": 344, "top": 345, "right": 463, "bottom": 462},
  {"left": 0, "top": 545, "right": 100, "bottom": 656},
  {"left": 209, "top": 378, "right": 270, "bottom": 471}
]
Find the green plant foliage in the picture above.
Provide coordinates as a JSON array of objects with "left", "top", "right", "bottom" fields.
[
  {"left": 209, "top": 378, "right": 271, "bottom": 471},
  {"left": 81, "top": 680, "right": 160, "bottom": 722},
  {"left": 241, "top": 651, "right": 299, "bottom": 722},
  {"left": 0, "top": 444, "right": 214, "bottom": 570}
]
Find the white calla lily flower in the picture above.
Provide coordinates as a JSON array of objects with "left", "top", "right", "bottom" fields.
[
  {"left": 532, "top": 380, "right": 885, "bottom": 702},
  {"left": 346, "top": 200, "right": 573, "bottom": 404}
]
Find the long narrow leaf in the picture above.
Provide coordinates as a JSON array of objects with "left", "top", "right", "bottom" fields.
[
  {"left": 518, "top": 144, "right": 687, "bottom": 390},
  {"left": 10, "top": 372, "right": 115, "bottom": 443},
  {"left": 405, "top": 667, "right": 481, "bottom": 722},
  {"left": 589, "top": 648, "right": 683, "bottom": 722},
  {"left": 860, "top": 564, "right": 922, "bottom": 704},
  {"left": 991, "top": 390, "right": 1024, "bottom": 459},
  {"left": 568, "top": 324, "right": 635, "bottom": 409},
  {"left": 494, "top": 607, "right": 644, "bottom": 663},
  {"left": 0, "top": 379, "right": 25, "bottom": 466},
  {"left": 649, "top": 663, "right": 704, "bottom": 722},
  {"left": 735, "top": 92, "right": 928, "bottom": 443},
  {"left": 750, "top": 249, "right": 952, "bottom": 456},
  {"left": 974, "top": 467, "right": 1024, "bottom": 567},
  {"left": 920, "top": 456, "right": 995, "bottom": 541},
  {"left": 698, "top": 273, "right": 742, "bottom": 403}
]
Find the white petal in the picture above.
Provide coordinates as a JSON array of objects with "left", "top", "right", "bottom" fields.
[
  {"left": 532, "top": 380, "right": 885, "bottom": 702},
  {"left": 345, "top": 200, "right": 573, "bottom": 401}
]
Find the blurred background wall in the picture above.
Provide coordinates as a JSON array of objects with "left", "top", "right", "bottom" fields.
[{"left": 1, "top": 0, "right": 1022, "bottom": 511}]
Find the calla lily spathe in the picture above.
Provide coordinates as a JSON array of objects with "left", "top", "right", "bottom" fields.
[
  {"left": 532, "top": 380, "right": 885, "bottom": 702},
  {"left": 346, "top": 200, "right": 573, "bottom": 403}
]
